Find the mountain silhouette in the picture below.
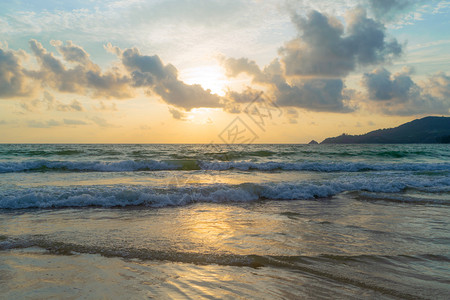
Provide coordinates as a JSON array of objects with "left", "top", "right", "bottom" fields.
[{"left": 321, "top": 116, "right": 450, "bottom": 144}]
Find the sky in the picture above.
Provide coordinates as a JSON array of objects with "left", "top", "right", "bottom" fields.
[{"left": 0, "top": 0, "right": 449, "bottom": 143}]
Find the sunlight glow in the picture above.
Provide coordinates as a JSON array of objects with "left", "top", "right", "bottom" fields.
[{"left": 180, "top": 65, "right": 229, "bottom": 96}]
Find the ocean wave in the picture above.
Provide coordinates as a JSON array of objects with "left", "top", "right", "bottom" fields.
[
  {"left": 170, "top": 150, "right": 279, "bottom": 161},
  {"left": 1, "top": 176, "right": 448, "bottom": 209},
  {"left": 1, "top": 159, "right": 450, "bottom": 173},
  {"left": 0, "top": 149, "right": 87, "bottom": 157},
  {"left": 0, "top": 159, "right": 177, "bottom": 173},
  {"left": 355, "top": 192, "right": 450, "bottom": 205},
  {"left": 198, "top": 161, "right": 450, "bottom": 172}
]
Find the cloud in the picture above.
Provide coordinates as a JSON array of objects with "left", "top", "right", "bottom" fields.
[
  {"left": 367, "top": 0, "right": 427, "bottom": 21},
  {"left": 63, "top": 119, "right": 88, "bottom": 125},
  {"left": 93, "top": 101, "right": 118, "bottom": 111},
  {"left": 225, "top": 87, "right": 263, "bottom": 103},
  {"left": 2, "top": 2, "right": 440, "bottom": 119},
  {"left": 361, "top": 67, "right": 450, "bottom": 115},
  {"left": 118, "top": 46, "right": 223, "bottom": 110},
  {"left": 425, "top": 72, "right": 450, "bottom": 99},
  {"left": 139, "top": 124, "right": 151, "bottom": 130},
  {"left": 0, "top": 47, "right": 36, "bottom": 98},
  {"left": 58, "top": 99, "right": 84, "bottom": 112},
  {"left": 27, "top": 119, "right": 60, "bottom": 128},
  {"left": 89, "top": 116, "right": 116, "bottom": 127},
  {"left": 19, "top": 91, "right": 85, "bottom": 112},
  {"left": 222, "top": 57, "right": 352, "bottom": 112},
  {"left": 280, "top": 8, "right": 402, "bottom": 78},
  {"left": 222, "top": 87, "right": 263, "bottom": 113},
  {"left": 3, "top": 40, "right": 223, "bottom": 111},
  {"left": 274, "top": 78, "right": 350, "bottom": 111},
  {"left": 26, "top": 118, "right": 87, "bottom": 128},
  {"left": 168, "top": 107, "right": 187, "bottom": 120},
  {"left": 221, "top": 7, "right": 405, "bottom": 113},
  {"left": 286, "top": 107, "right": 299, "bottom": 124},
  {"left": 19, "top": 99, "right": 42, "bottom": 112},
  {"left": 362, "top": 67, "right": 415, "bottom": 101},
  {"left": 222, "top": 57, "right": 264, "bottom": 79},
  {"left": 51, "top": 40, "right": 92, "bottom": 66},
  {"left": 28, "top": 40, "right": 133, "bottom": 99}
]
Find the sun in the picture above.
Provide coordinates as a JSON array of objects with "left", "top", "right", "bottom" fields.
[{"left": 179, "top": 65, "right": 229, "bottom": 96}]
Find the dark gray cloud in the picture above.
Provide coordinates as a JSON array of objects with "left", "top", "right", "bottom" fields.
[
  {"left": 0, "top": 47, "right": 36, "bottom": 98},
  {"left": 223, "top": 57, "right": 351, "bottom": 112},
  {"left": 280, "top": 8, "right": 402, "bottom": 78},
  {"left": 122, "top": 48, "right": 174, "bottom": 84},
  {"left": 275, "top": 78, "right": 350, "bottom": 112},
  {"left": 225, "top": 87, "right": 262, "bottom": 103},
  {"left": 119, "top": 47, "right": 222, "bottom": 110},
  {"left": 222, "top": 87, "right": 263, "bottom": 114},
  {"left": 362, "top": 67, "right": 415, "bottom": 101},
  {"left": 362, "top": 67, "right": 450, "bottom": 115}
]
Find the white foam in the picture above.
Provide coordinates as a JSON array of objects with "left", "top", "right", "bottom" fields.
[
  {"left": 0, "top": 160, "right": 175, "bottom": 173},
  {"left": 1, "top": 174, "right": 448, "bottom": 209},
  {"left": 199, "top": 161, "right": 450, "bottom": 172},
  {"left": 1, "top": 159, "right": 450, "bottom": 173}
]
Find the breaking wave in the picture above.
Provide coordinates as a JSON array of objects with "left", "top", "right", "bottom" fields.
[
  {"left": 1, "top": 159, "right": 450, "bottom": 173},
  {"left": 1, "top": 176, "right": 448, "bottom": 209}
]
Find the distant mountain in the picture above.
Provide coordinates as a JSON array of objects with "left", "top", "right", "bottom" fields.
[{"left": 321, "top": 116, "right": 450, "bottom": 144}]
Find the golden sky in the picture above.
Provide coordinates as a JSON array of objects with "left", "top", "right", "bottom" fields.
[{"left": 0, "top": 0, "right": 449, "bottom": 143}]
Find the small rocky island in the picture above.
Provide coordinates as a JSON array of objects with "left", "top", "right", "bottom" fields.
[{"left": 308, "top": 140, "right": 319, "bottom": 145}]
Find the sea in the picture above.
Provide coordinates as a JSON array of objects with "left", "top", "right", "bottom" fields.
[{"left": 0, "top": 143, "right": 449, "bottom": 299}]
